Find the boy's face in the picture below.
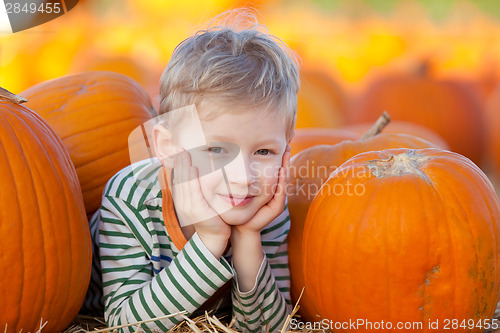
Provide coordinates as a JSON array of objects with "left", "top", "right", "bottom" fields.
[{"left": 165, "top": 100, "right": 289, "bottom": 226}]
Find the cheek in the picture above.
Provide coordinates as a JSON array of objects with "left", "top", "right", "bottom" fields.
[
  {"left": 198, "top": 170, "right": 223, "bottom": 197},
  {"left": 255, "top": 163, "right": 280, "bottom": 197}
]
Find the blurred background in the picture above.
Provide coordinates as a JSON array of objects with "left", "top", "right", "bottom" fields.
[{"left": 1, "top": 0, "right": 500, "bottom": 178}]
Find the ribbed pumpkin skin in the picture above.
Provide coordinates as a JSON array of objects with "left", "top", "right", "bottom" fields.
[
  {"left": 303, "top": 148, "right": 500, "bottom": 332},
  {"left": 348, "top": 76, "right": 485, "bottom": 164},
  {"left": 288, "top": 133, "right": 438, "bottom": 322},
  {"left": 22, "top": 71, "right": 157, "bottom": 216},
  {"left": 0, "top": 101, "right": 91, "bottom": 332}
]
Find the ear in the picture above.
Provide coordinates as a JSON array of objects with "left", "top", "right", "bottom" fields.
[{"left": 152, "top": 124, "right": 177, "bottom": 166}]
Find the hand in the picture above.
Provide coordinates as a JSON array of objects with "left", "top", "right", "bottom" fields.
[
  {"left": 167, "top": 149, "right": 231, "bottom": 258},
  {"left": 232, "top": 144, "right": 291, "bottom": 236},
  {"left": 229, "top": 145, "right": 291, "bottom": 292}
]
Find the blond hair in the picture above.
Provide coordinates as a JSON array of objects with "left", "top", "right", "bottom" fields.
[{"left": 159, "top": 8, "right": 300, "bottom": 139}]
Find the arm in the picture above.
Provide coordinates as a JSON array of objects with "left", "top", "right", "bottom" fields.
[
  {"left": 231, "top": 205, "right": 292, "bottom": 333},
  {"left": 230, "top": 148, "right": 292, "bottom": 332},
  {"left": 99, "top": 195, "right": 233, "bottom": 332}
]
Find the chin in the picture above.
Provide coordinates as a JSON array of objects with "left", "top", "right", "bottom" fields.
[
  {"left": 217, "top": 208, "right": 258, "bottom": 226},
  {"left": 219, "top": 208, "right": 255, "bottom": 226}
]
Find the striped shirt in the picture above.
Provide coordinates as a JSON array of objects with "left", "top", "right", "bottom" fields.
[{"left": 82, "top": 158, "right": 291, "bottom": 332}]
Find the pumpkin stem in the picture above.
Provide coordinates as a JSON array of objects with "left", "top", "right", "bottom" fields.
[
  {"left": 360, "top": 111, "right": 391, "bottom": 140},
  {"left": 367, "top": 150, "right": 431, "bottom": 179},
  {"left": 0, "top": 87, "right": 28, "bottom": 104}
]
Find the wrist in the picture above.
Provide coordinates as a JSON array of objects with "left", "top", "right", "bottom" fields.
[
  {"left": 230, "top": 229, "right": 262, "bottom": 253},
  {"left": 230, "top": 227, "right": 261, "bottom": 240},
  {"left": 230, "top": 230, "right": 264, "bottom": 293},
  {"left": 197, "top": 232, "right": 229, "bottom": 259}
]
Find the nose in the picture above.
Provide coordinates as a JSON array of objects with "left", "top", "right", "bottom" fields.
[{"left": 223, "top": 151, "right": 255, "bottom": 187}]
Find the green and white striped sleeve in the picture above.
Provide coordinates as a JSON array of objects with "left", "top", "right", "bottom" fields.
[
  {"left": 99, "top": 195, "right": 234, "bottom": 332},
  {"left": 231, "top": 204, "right": 292, "bottom": 333}
]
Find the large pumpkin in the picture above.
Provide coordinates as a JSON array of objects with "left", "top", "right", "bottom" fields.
[
  {"left": 303, "top": 148, "right": 500, "bottom": 332},
  {"left": 296, "top": 69, "right": 347, "bottom": 129},
  {"left": 22, "top": 71, "right": 157, "bottom": 217},
  {"left": 288, "top": 113, "right": 439, "bottom": 322},
  {"left": 485, "top": 85, "right": 500, "bottom": 175},
  {"left": 0, "top": 88, "right": 92, "bottom": 332},
  {"left": 68, "top": 51, "right": 155, "bottom": 92},
  {"left": 348, "top": 73, "right": 485, "bottom": 164}
]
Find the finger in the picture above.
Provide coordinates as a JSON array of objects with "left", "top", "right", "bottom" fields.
[
  {"left": 171, "top": 154, "right": 185, "bottom": 203},
  {"left": 171, "top": 153, "right": 180, "bottom": 184},
  {"left": 283, "top": 151, "right": 291, "bottom": 168},
  {"left": 172, "top": 152, "right": 184, "bottom": 185},
  {"left": 270, "top": 166, "right": 287, "bottom": 209},
  {"left": 182, "top": 148, "right": 193, "bottom": 167},
  {"left": 180, "top": 149, "right": 196, "bottom": 194},
  {"left": 161, "top": 156, "right": 174, "bottom": 169},
  {"left": 174, "top": 166, "right": 197, "bottom": 224},
  {"left": 187, "top": 167, "right": 211, "bottom": 221},
  {"left": 279, "top": 166, "right": 288, "bottom": 198},
  {"left": 186, "top": 166, "right": 201, "bottom": 206},
  {"left": 179, "top": 149, "right": 190, "bottom": 178},
  {"left": 189, "top": 164, "right": 199, "bottom": 182},
  {"left": 279, "top": 151, "right": 291, "bottom": 185},
  {"left": 181, "top": 155, "right": 199, "bottom": 208},
  {"left": 173, "top": 149, "right": 192, "bottom": 184},
  {"left": 284, "top": 151, "right": 291, "bottom": 183},
  {"left": 282, "top": 147, "right": 291, "bottom": 166}
]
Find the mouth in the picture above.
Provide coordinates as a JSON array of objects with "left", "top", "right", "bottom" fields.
[{"left": 218, "top": 194, "right": 255, "bottom": 206}]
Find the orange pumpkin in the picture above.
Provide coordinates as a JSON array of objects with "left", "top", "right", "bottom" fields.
[
  {"left": 485, "top": 85, "right": 500, "bottom": 175},
  {"left": 0, "top": 88, "right": 91, "bottom": 333},
  {"left": 303, "top": 148, "right": 500, "bottom": 331},
  {"left": 290, "top": 128, "right": 358, "bottom": 156},
  {"left": 288, "top": 113, "right": 439, "bottom": 322},
  {"left": 69, "top": 51, "right": 156, "bottom": 91},
  {"left": 22, "top": 71, "right": 157, "bottom": 217},
  {"left": 342, "top": 120, "right": 450, "bottom": 150},
  {"left": 296, "top": 69, "right": 347, "bottom": 129},
  {"left": 348, "top": 73, "right": 485, "bottom": 164}
]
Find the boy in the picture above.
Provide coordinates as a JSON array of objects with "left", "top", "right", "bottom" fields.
[{"left": 83, "top": 8, "right": 300, "bottom": 333}]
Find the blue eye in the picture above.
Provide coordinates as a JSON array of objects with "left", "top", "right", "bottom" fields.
[
  {"left": 208, "top": 146, "right": 224, "bottom": 154},
  {"left": 256, "top": 149, "right": 274, "bottom": 155}
]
